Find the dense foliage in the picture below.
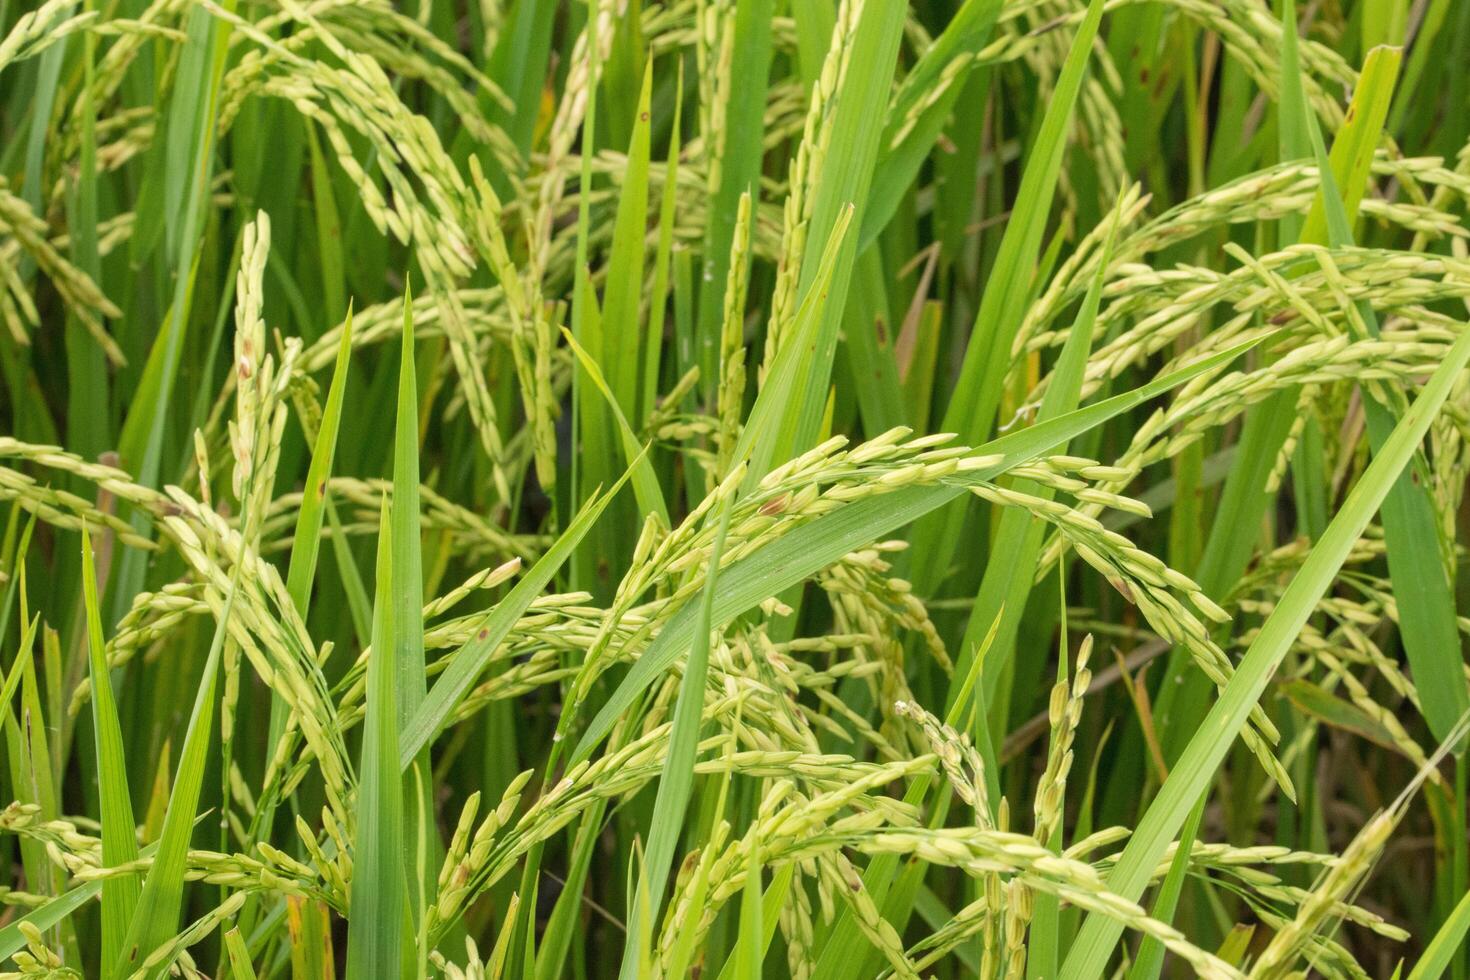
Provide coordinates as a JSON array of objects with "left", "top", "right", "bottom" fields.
[{"left": 1, "top": 0, "right": 1470, "bottom": 976}]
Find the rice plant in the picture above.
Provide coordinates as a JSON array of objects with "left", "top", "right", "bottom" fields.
[{"left": 2, "top": 0, "right": 1470, "bottom": 976}]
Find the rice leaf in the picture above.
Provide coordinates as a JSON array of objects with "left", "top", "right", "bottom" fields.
[
  {"left": 345, "top": 503, "right": 405, "bottom": 976},
  {"left": 224, "top": 927, "right": 258, "bottom": 980},
  {"left": 907, "top": 0, "right": 1107, "bottom": 599},
  {"left": 601, "top": 61, "right": 654, "bottom": 419},
  {"left": 778, "top": 0, "right": 908, "bottom": 460},
  {"left": 283, "top": 301, "right": 354, "bottom": 618},
  {"left": 113, "top": 555, "right": 240, "bottom": 978},
  {"left": 1410, "top": 888, "right": 1470, "bottom": 980},
  {"left": 399, "top": 457, "right": 642, "bottom": 767},
  {"left": 618, "top": 490, "right": 736, "bottom": 978},
  {"left": 82, "top": 524, "right": 140, "bottom": 979}
]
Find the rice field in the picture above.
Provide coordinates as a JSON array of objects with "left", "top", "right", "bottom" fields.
[{"left": 1, "top": 0, "right": 1470, "bottom": 976}]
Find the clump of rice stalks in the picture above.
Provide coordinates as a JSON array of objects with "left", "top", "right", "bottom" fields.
[{"left": 1, "top": 0, "right": 1470, "bottom": 976}]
